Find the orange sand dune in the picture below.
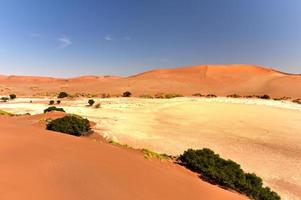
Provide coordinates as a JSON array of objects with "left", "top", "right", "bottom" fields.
[
  {"left": 0, "top": 115, "right": 246, "bottom": 200},
  {"left": 0, "top": 64, "right": 301, "bottom": 98}
]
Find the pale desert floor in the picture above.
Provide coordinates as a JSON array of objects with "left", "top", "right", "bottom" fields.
[{"left": 1, "top": 97, "right": 301, "bottom": 199}]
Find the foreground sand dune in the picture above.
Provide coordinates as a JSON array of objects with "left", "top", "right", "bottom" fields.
[
  {"left": 0, "top": 114, "right": 246, "bottom": 200},
  {"left": 1, "top": 64, "right": 301, "bottom": 98}
]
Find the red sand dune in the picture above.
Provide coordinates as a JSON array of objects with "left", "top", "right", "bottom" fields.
[
  {"left": 0, "top": 64, "right": 301, "bottom": 98},
  {"left": 0, "top": 115, "right": 246, "bottom": 200}
]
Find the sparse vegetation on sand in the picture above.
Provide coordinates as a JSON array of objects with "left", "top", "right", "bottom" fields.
[
  {"left": 46, "top": 115, "right": 91, "bottom": 136},
  {"left": 179, "top": 148, "right": 281, "bottom": 200},
  {"left": 227, "top": 94, "right": 241, "bottom": 98},
  {"left": 192, "top": 93, "right": 204, "bottom": 97},
  {"left": 44, "top": 106, "right": 65, "bottom": 113},
  {"left": 292, "top": 99, "right": 301, "bottom": 104},
  {"left": 206, "top": 94, "right": 217, "bottom": 98},
  {"left": 88, "top": 99, "right": 95, "bottom": 106},
  {"left": 58, "top": 91, "right": 69, "bottom": 98},
  {"left": 0, "top": 110, "right": 13, "bottom": 116},
  {"left": 94, "top": 103, "right": 101, "bottom": 108},
  {"left": 122, "top": 91, "right": 132, "bottom": 97},
  {"left": 142, "top": 148, "right": 170, "bottom": 160},
  {"left": 164, "top": 93, "right": 184, "bottom": 99},
  {"left": 49, "top": 100, "right": 55, "bottom": 105}
]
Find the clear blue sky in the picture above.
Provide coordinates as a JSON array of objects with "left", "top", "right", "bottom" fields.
[{"left": 0, "top": 0, "right": 300, "bottom": 77}]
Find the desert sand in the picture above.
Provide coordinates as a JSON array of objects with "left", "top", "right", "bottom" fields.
[
  {"left": 0, "top": 114, "right": 246, "bottom": 200},
  {"left": 1, "top": 64, "right": 301, "bottom": 98},
  {"left": 1, "top": 97, "right": 301, "bottom": 199}
]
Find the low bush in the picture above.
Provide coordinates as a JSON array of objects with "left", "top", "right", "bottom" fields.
[
  {"left": 57, "top": 100, "right": 61, "bottom": 104},
  {"left": 122, "top": 91, "right": 132, "bottom": 97},
  {"left": 9, "top": 94, "right": 16, "bottom": 100},
  {"left": 227, "top": 94, "right": 241, "bottom": 98},
  {"left": 292, "top": 99, "right": 301, "bottom": 104},
  {"left": 192, "top": 93, "right": 204, "bottom": 97},
  {"left": 44, "top": 106, "right": 65, "bottom": 113},
  {"left": 49, "top": 100, "right": 55, "bottom": 105},
  {"left": 154, "top": 93, "right": 165, "bottom": 98},
  {"left": 88, "top": 99, "right": 95, "bottom": 106},
  {"left": 206, "top": 94, "right": 217, "bottom": 98},
  {"left": 58, "top": 92, "right": 69, "bottom": 98},
  {"left": 179, "top": 149, "right": 280, "bottom": 200},
  {"left": 46, "top": 115, "right": 91, "bottom": 136},
  {"left": 1, "top": 97, "right": 9, "bottom": 102},
  {"left": 259, "top": 94, "right": 270, "bottom": 99}
]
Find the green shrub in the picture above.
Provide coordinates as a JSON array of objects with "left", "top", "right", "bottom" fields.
[
  {"left": 9, "top": 94, "right": 16, "bottom": 99},
  {"left": 122, "top": 91, "right": 132, "bottom": 97},
  {"left": 44, "top": 106, "right": 65, "bottom": 113},
  {"left": 88, "top": 99, "right": 95, "bottom": 106},
  {"left": 180, "top": 149, "right": 280, "bottom": 200},
  {"left": 49, "top": 100, "right": 55, "bottom": 105},
  {"left": 0, "top": 110, "right": 13, "bottom": 116},
  {"left": 46, "top": 115, "right": 91, "bottom": 136},
  {"left": 58, "top": 92, "right": 69, "bottom": 98}
]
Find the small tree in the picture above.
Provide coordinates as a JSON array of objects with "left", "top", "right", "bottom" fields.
[
  {"left": 122, "top": 91, "right": 132, "bottom": 97},
  {"left": 9, "top": 94, "right": 16, "bottom": 100},
  {"left": 49, "top": 100, "right": 55, "bottom": 105},
  {"left": 58, "top": 92, "right": 69, "bottom": 98},
  {"left": 88, "top": 99, "right": 95, "bottom": 106}
]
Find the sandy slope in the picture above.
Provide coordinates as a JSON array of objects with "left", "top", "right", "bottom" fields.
[
  {"left": 0, "top": 64, "right": 301, "bottom": 98},
  {"left": 0, "top": 114, "right": 246, "bottom": 200}
]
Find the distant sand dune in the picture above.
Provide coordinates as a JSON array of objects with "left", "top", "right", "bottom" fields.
[{"left": 0, "top": 64, "right": 301, "bottom": 98}]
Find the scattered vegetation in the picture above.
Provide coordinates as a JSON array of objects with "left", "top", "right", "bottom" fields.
[
  {"left": 1, "top": 97, "right": 9, "bottom": 102},
  {"left": 58, "top": 91, "right": 69, "bottom": 98},
  {"left": 9, "top": 94, "right": 16, "bottom": 100},
  {"left": 44, "top": 106, "right": 65, "bottom": 113},
  {"left": 206, "top": 94, "right": 217, "bottom": 98},
  {"left": 154, "top": 93, "right": 165, "bottom": 98},
  {"left": 142, "top": 148, "right": 170, "bottom": 160},
  {"left": 192, "top": 93, "right": 204, "bottom": 97},
  {"left": 164, "top": 93, "right": 184, "bottom": 99},
  {"left": 122, "top": 91, "right": 132, "bottom": 97},
  {"left": 49, "top": 100, "right": 55, "bottom": 105},
  {"left": 259, "top": 94, "right": 270, "bottom": 99},
  {"left": 88, "top": 99, "right": 95, "bottom": 106},
  {"left": 139, "top": 94, "right": 154, "bottom": 98},
  {"left": 179, "top": 148, "right": 281, "bottom": 200},
  {"left": 292, "top": 99, "right": 301, "bottom": 104},
  {"left": 46, "top": 115, "right": 91, "bottom": 136},
  {"left": 227, "top": 94, "right": 241, "bottom": 98}
]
